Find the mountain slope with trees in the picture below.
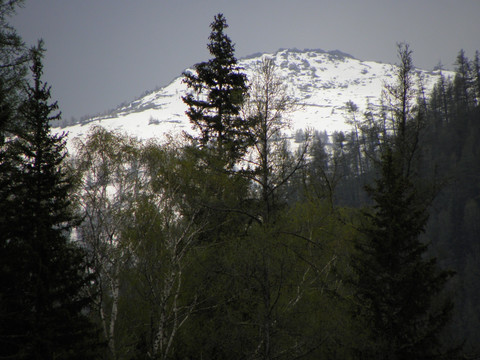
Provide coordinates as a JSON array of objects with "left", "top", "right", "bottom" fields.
[{"left": 2, "top": 9, "right": 479, "bottom": 360}]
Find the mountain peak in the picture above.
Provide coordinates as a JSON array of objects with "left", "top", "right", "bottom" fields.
[
  {"left": 57, "top": 50, "right": 454, "bottom": 146},
  {"left": 243, "top": 48, "right": 356, "bottom": 61}
]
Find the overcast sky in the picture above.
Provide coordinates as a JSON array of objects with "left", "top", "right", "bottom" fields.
[{"left": 10, "top": 0, "right": 480, "bottom": 120}]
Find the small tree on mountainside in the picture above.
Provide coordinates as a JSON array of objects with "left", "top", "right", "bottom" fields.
[
  {"left": 381, "top": 43, "right": 423, "bottom": 177},
  {"left": 453, "top": 50, "right": 475, "bottom": 112},
  {"left": 473, "top": 50, "right": 480, "bottom": 104},
  {"left": 0, "top": 43, "right": 101, "bottom": 359},
  {"left": 182, "top": 13, "right": 250, "bottom": 168}
]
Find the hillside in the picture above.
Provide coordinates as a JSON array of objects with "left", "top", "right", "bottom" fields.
[{"left": 57, "top": 48, "right": 452, "bottom": 145}]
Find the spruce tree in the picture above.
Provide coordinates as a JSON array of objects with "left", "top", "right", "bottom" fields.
[
  {"left": 0, "top": 43, "right": 101, "bottom": 359},
  {"left": 353, "top": 148, "right": 453, "bottom": 359},
  {"left": 351, "top": 44, "right": 455, "bottom": 359},
  {"left": 182, "top": 13, "right": 250, "bottom": 167}
]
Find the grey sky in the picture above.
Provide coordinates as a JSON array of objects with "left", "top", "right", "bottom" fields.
[{"left": 10, "top": 0, "right": 480, "bottom": 120}]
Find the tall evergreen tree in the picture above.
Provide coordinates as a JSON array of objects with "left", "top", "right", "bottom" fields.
[
  {"left": 182, "top": 13, "right": 250, "bottom": 167},
  {"left": 352, "top": 149, "right": 454, "bottom": 359},
  {"left": 351, "top": 44, "right": 455, "bottom": 359},
  {"left": 0, "top": 43, "right": 101, "bottom": 359}
]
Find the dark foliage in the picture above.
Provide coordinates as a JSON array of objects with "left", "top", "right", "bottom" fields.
[
  {"left": 0, "top": 43, "right": 102, "bottom": 359},
  {"left": 0, "top": 0, "right": 28, "bottom": 140},
  {"left": 182, "top": 13, "right": 251, "bottom": 167},
  {"left": 352, "top": 149, "right": 454, "bottom": 359}
]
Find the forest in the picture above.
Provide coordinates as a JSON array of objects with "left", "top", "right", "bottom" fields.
[{"left": 1, "top": 5, "right": 480, "bottom": 360}]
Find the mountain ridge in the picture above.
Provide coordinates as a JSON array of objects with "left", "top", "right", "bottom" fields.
[{"left": 56, "top": 48, "right": 454, "bottom": 146}]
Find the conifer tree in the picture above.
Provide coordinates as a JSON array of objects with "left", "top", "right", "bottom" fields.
[
  {"left": 351, "top": 44, "right": 455, "bottom": 359},
  {"left": 353, "top": 149, "right": 454, "bottom": 359},
  {"left": 453, "top": 50, "right": 474, "bottom": 111},
  {"left": 0, "top": 0, "right": 28, "bottom": 141},
  {"left": 182, "top": 13, "right": 250, "bottom": 167},
  {"left": 0, "top": 42, "right": 101, "bottom": 359}
]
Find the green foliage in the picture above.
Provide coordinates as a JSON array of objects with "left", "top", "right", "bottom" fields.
[
  {"left": 63, "top": 38, "right": 480, "bottom": 359},
  {"left": 175, "top": 196, "right": 356, "bottom": 360},
  {"left": 73, "top": 126, "right": 144, "bottom": 359}
]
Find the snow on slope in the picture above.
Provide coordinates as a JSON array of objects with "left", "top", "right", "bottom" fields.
[{"left": 58, "top": 49, "right": 453, "bottom": 146}]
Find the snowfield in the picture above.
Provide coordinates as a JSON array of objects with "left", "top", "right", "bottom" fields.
[{"left": 57, "top": 48, "right": 454, "bottom": 148}]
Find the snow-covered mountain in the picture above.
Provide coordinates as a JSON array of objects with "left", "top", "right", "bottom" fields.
[{"left": 57, "top": 48, "right": 452, "bottom": 146}]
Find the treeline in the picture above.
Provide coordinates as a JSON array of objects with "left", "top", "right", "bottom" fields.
[{"left": 1, "top": 7, "right": 480, "bottom": 359}]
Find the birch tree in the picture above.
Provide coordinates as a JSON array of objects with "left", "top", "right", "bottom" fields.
[
  {"left": 125, "top": 141, "right": 205, "bottom": 360},
  {"left": 243, "top": 56, "right": 307, "bottom": 222},
  {"left": 73, "top": 127, "right": 143, "bottom": 359}
]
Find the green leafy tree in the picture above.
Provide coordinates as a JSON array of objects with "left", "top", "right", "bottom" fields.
[
  {"left": 124, "top": 140, "right": 204, "bottom": 360},
  {"left": 73, "top": 126, "right": 155, "bottom": 359},
  {"left": 184, "top": 58, "right": 343, "bottom": 360},
  {"left": 0, "top": 43, "right": 101, "bottom": 359},
  {"left": 182, "top": 13, "right": 250, "bottom": 167},
  {"left": 74, "top": 131, "right": 209, "bottom": 359},
  {"left": 156, "top": 139, "right": 253, "bottom": 359}
]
